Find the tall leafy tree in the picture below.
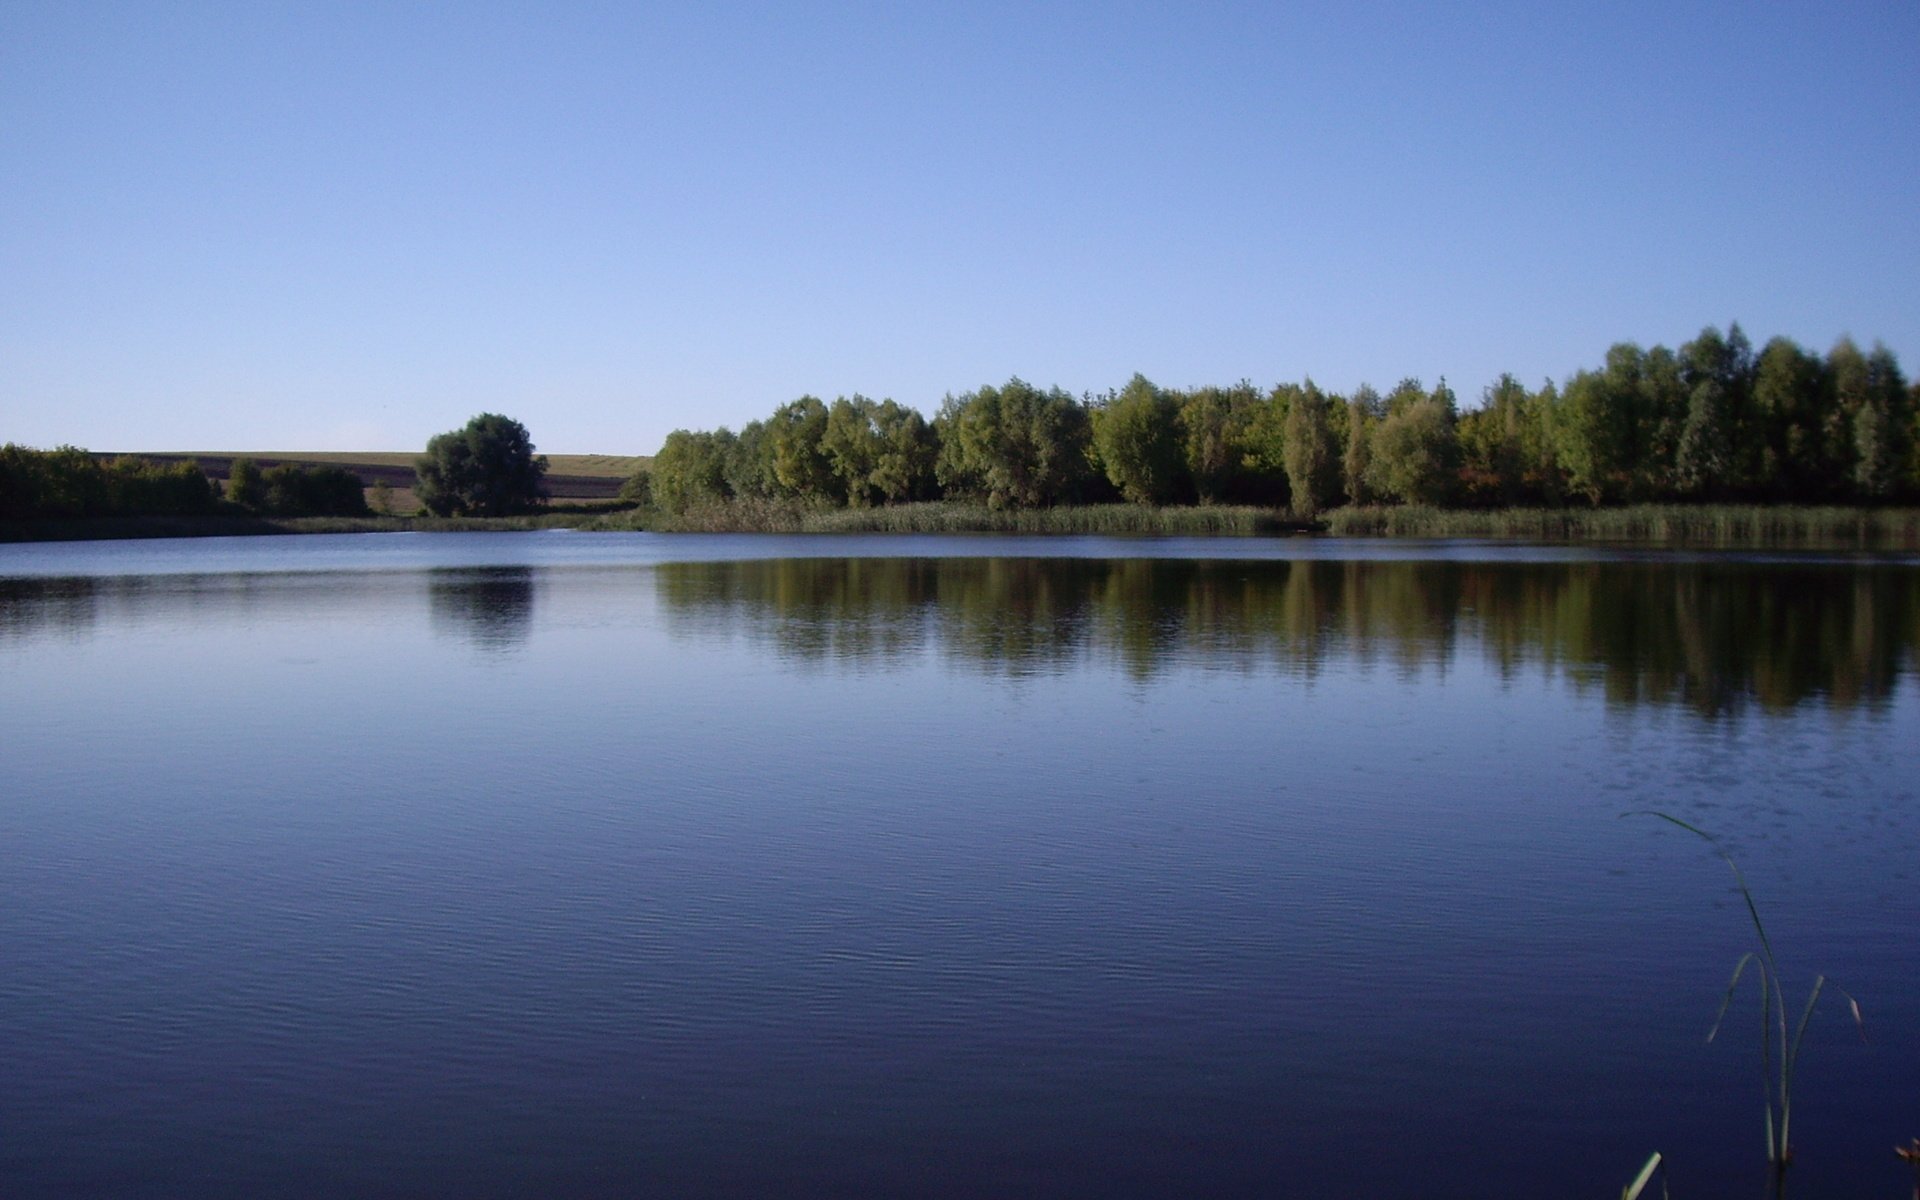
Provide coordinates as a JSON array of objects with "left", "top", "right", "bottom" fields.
[
  {"left": 1176, "top": 383, "right": 1257, "bottom": 503},
  {"left": 1093, "top": 374, "right": 1186, "bottom": 504},
  {"left": 1853, "top": 344, "right": 1911, "bottom": 499},
  {"left": 1281, "top": 381, "right": 1339, "bottom": 515},
  {"left": 1365, "top": 381, "right": 1459, "bottom": 505},
  {"left": 869, "top": 399, "right": 939, "bottom": 503},
  {"left": 649, "top": 429, "right": 732, "bottom": 514},
  {"left": 1459, "top": 374, "right": 1529, "bottom": 504},
  {"left": 1751, "top": 337, "right": 1826, "bottom": 498},
  {"left": 824, "top": 396, "right": 884, "bottom": 506},
  {"left": 1678, "top": 324, "right": 1754, "bottom": 495},
  {"left": 724, "top": 420, "right": 778, "bottom": 500},
  {"left": 1674, "top": 379, "right": 1734, "bottom": 497},
  {"left": 768, "top": 397, "right": 839, "bottom": 501},
  {"left": 415, "top": 414, "right": 549, "bottom": 516},
  {"left": 1341, "top": 385, "right": 1383, "bottom": 506},
  {"left": 936, "top": 379, "right": 1093, "bottom": 508}
]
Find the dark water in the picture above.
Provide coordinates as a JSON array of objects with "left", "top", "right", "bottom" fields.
[{"left": 2, "top": 533, "right": 1916, "bottom": 1199}]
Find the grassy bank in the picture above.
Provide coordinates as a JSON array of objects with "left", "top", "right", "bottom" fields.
[
  {"left": 1323, "top": 504, "right": 1920, "bottom": 548},
  {"left": 10, "top": 502, "right": 1920, "bottom": 548},
  {"left": 592, "top": 500, "right": 1310, "bottom": 536},
  {"left": 0, "top": 511, "right": 611, "bottom": 542}
]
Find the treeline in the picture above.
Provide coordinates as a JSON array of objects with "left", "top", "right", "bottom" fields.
[
  {"left": 639, "top": 325, "right": 1918, "bottom": 514},
  {"left": 224, "top": 457, "right": 369, "bottom": 516},
  {"left": 0, "top": 446, "right": 367, "bottom": 521}
]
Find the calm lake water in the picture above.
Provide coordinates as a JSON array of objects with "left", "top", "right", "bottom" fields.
[{"left": 2, "top": 532, "right": 1916, "bottom": 1198}]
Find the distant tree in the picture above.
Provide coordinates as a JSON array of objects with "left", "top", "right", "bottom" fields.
[
  {"left": 1093, "top": 374, "right": 1185, "bottom": 504},
  {"left": 1852, "top": 344, "right": 1910, "bottom": 500},
  {"left": 226, "top": 457, "right": 266, "bottom": 510},
  {"left": 768, "top": 397, "right": 839, "bottom": 501},
  {"left": 1459, "top": 374, "right": 1529, "bottom": 504},
  {"left": 1674, "top": 379, "right": 1735, "bottom": 498},
  {"left": 1677, "top": 324, "right": 1754, "bottom": 495},
  {"left": 1365, "top": 382, "right": 1459, "bottom": 505},
  {"left": 724, "top": 420, "right": 778, "bottom": 499},
  {"left": 261, "top": 463, "right": 368, "bottom": 516},
  {"left": 415, "top": 414, "right": 549, "bottom": 516},
  {"left": 823, "top": 397, "right": 878, "bottom": 505},
  {"left": 104, "top": 456, "right": 220, "bottom": 515},
  {"left": 1751, "top": 337, "right": 1827, "bottom": 498},
  {"left": 868, "top": 399, "right": 939, "bottom": 503},
  {"left": 617, "top": 465, "right": 651, "bottom": 508},
  {"left": 1281, "top": 381, "right": 1340, "bottom": 515},
  {"left": 1341, "top": 385, "right": 1383, "bottom": 506},
  {"left": 369, "top": 478, "right": 396, "bottom": 514},
  {"left": 649, "top": 429, "right": 732, "bottom": 514},
  {"left": 936, "top": 378, "right": 1093, "bottom": 508}
]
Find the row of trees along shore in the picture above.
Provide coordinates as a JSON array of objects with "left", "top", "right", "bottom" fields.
[
  {"left": 0, "top": 446, "right": 369, "bottom": 520},
  {"left": 2, "top": 415, "right": 546, "bottom": 522},
  {"left": 640, "top": 325, "right": 1919, "bottom": 515}
]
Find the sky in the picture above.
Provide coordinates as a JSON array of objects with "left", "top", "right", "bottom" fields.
[{"left": 3, "top": 1, "right": 1918, "bottom": 455}]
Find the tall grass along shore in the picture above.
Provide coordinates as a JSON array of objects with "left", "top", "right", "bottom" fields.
[
  {"left": 8, "top": 503, "right": 1920, "bottom": 549},
  {"left": 1323, "top": 504, "right": 1920, "bottom": 548}
]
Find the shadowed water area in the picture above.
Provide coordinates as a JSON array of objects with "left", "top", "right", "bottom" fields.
[{"left": 1, "top": 533, "right": 1916, "bottom": 1198}]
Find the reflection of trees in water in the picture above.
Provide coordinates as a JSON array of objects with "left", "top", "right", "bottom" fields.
[
  {"left": 428, "top": 568, "right": 536, "bottom": 651},
  {"left": 654, "top": 557, "right": 1919, "bottom": 714},
  {"left": 0, "top": 576, "right": 102, "bottom": 642}
]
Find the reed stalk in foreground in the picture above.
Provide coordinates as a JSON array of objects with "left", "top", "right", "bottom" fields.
[
  {"left": 1625, "top": 812, "right": 1865, "bottom": 1198},
  {"left": 1621, "top": 1151, "right": 1667, "bottom": 1200}
]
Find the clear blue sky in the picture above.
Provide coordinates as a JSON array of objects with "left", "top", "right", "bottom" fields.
[{"left": 4, "top": 1, "right": 1917, "bottom": 454}]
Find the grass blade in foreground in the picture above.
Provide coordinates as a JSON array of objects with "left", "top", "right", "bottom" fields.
[{"left": 1623, "top": 811, "right": 1866, "bottom": 1198}]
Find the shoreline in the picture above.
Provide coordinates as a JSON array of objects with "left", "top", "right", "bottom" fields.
[{"left": 6, "top": 502, "right": 1920, "bottom": 549}]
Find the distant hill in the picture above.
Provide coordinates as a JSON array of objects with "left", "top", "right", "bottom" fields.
[{"left": 117, "top": 451, "right": 650, "bottom": 504}]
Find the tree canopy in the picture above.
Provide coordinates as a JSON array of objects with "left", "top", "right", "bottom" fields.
[
  {"left": 415, "top": 414, "right": 549, "bottom": 517},
  {"left": 625, "top": 323, "right": 1919, "bottom": 518}
]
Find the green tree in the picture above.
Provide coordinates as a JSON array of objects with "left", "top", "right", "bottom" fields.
[
  {"left": 1341, "top": 385, "right": 1382, "bottom": 506},
  {"left": 260, "top": 463, "right": 368, "bottom": 516},
  {"left": 724, "top": 420, "right": 778, "bottom": 500},
  {"left": 1678, "top": 325, "right": 1754, "bottom": 495},
  {"left": 1459, "top": 374, "right": 1529, "bottom": 504},
  {"left": 869, "top": 399, "right": 939, "bottom": 503},
  {"left": 1093, "top": 374, "right": 1185, "bottom": 504},
  {"left": 935, "top": 379, "right": 1093, "bottom": 508},
  {"left": 616, "top": 466, "right": 651, "bottom": 508},
  {"left": 415, "top": 414, "right": 549, "bottom": 516},
  {"left": 226, "top": 457, "right": 266, "bottom": 510},
  {"left": 1281, "top": 381, "right": 1339, "bottom": 515},
  {"left": 824, "top": 396, "right": 884, "bottom": 506},
  {"left": 1750, "top": 337, "right": 1826, "bottom": 498},
  {"left": 1852, "top": 344, "right": 1911, "bottom": 499},
  {"left": 1674, "top": 380, "right": 1735, "bottom": 498},
  {"left": 649, "top": 429, "right": 732, "bottom": 514},
  {"left": 1557, "top": 355, "right": 1638, "bottom": 504},
  {"left": 1365, "top": 381, "right": 1459, "bottom": 505},
  {"left": 768, "top": 396, "right": 839, "bottom": 501}
]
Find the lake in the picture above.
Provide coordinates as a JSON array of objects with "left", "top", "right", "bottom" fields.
[{"left": 2, "top": 532, "right": 1916, "bottom": 1198}]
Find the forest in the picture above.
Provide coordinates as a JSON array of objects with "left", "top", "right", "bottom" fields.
[{"left": 639, "top": 325, "right": 1918, "bottom": 516}]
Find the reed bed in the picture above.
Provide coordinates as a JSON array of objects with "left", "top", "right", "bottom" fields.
[
  {"left": 597, "top": 500, "right": 1308, "bottom": 535},
  {"left": 13, "top": 502, "right": 1920, "bottom": 547},
  {"left": 1325, "top": 504, "right": 1920, "bottom": 548}
]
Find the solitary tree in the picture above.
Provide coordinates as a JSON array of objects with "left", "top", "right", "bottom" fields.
[{"left": 415, "top": 414, "right": 549, "bottom": 516}]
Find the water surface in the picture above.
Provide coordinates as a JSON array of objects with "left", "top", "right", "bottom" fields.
[{"left": 2, "top": 533, "right": 1916, "bottom": 1198}]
